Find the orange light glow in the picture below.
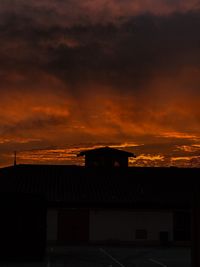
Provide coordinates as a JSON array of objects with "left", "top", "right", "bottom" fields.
[{"left": 0, "top": 2, "right": 200, "bottom": 168}]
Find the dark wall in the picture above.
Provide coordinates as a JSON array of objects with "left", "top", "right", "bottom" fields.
[
  {"left": 85, "top": 155, "right": 128, "bottom": 167},
  {"left": 173, "top": 211, "right": 191, "bottom": 241},
  {"left": 0, "top": 193, "right": 47, "bottom": 261}
]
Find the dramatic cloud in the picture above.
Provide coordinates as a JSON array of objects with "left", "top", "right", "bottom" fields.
[
  {"left": 1, "top": 0, "right": 199, "bottom": 27},
  {"left": 0, "top": 0, "right": 200, "bottom": 167}
]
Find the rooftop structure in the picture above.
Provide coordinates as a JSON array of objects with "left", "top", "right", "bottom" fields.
[{"left": 78, "top": 146, "right": 135, "bottom": 167}]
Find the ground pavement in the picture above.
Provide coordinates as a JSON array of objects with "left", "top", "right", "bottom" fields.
[{"left": 0, "top": 246, "right": 190, "bottom": 267}]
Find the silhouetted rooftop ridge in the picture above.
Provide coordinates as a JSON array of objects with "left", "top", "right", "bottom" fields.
[{"left": 78, "top": 146, "right": 135, "bottom": 157}]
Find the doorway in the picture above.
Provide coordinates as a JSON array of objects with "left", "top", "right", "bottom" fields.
[{"left": 58, "top": 209, "right": 89, "bottom": 244}]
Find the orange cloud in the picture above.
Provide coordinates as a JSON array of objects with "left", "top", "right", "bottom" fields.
[
  {"left": 170, "top": 156, "right": 200, "bottom": 168},
  {"left": 1, "top": 1, "right": 200, "bottom": 168},
  {"left": 129, "top": 154, "right": 165, "bottom": 167},
  {"left": 1, "top": 70, "right": 200, "bottom": 149},
  {"left": 176, "top": 145, "right": 200, "bottom": 153}
]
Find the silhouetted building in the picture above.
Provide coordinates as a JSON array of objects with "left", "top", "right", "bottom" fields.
[
  {"left": 0, "top": 193, "right": 46, "bottom": 261},
  {"left": 78, "top": 146, "right": 135, "bottom": 167},
  {"left": 0, "top": 165, "right": 197, "bottom": 248}
]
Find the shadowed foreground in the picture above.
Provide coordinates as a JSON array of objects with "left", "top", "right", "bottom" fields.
[{"left": 0, "top": 246, "right": 191, "bottom": 267}]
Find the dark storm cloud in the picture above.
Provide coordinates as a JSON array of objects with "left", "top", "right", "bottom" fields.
[
  {"left": 1, "top": 113, "right": 68, "bottom": 135},
  {"left": 1, "top": 6, "right": 200, "bottom": 136},
  {"left": 1, "top": 6, "right": 200, "bottom": 95},
  {"left": 0, "top": 0, "right": 200, "bottom": 167},
  {"left": 41, "top": 12, "right": 200, "bottom": 95}
]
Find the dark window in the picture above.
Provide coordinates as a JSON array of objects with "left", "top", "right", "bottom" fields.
[
  {"left": 135, "top": 229, "right": 147, "bottom": 239},
  {"left": 173, "top": 211, "right": 191, "bottom": 241}
]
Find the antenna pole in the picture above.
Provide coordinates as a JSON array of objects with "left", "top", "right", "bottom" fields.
[{"left": 14, "top": 151, "right": 17, "bottom": 166}]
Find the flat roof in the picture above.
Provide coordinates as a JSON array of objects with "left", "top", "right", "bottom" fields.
[
  {"left": 78, "top": 146, "right": 135, "bottom": 157},
  {"left": 0, "top": 165, "right": 198, "bottom": 208}
]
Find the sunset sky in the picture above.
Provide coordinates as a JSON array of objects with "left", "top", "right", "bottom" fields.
[{"left": 0, "top": 0, "right": 200, "bottom": 167}]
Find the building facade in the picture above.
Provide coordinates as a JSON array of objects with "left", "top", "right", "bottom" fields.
[
  {"left": 47, "top": 208, "right": 176, "bottom": 245},
  {"left": 0, "top": 164, "right": 195, "bottom": 248}
]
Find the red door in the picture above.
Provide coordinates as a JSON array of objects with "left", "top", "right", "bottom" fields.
[{"left": 58, "top": 209, "right": 89, "bottom": 244}]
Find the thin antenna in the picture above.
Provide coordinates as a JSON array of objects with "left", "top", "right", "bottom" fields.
[{"left": 14, "top": 151, "right": 17, "bottom": 166}]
